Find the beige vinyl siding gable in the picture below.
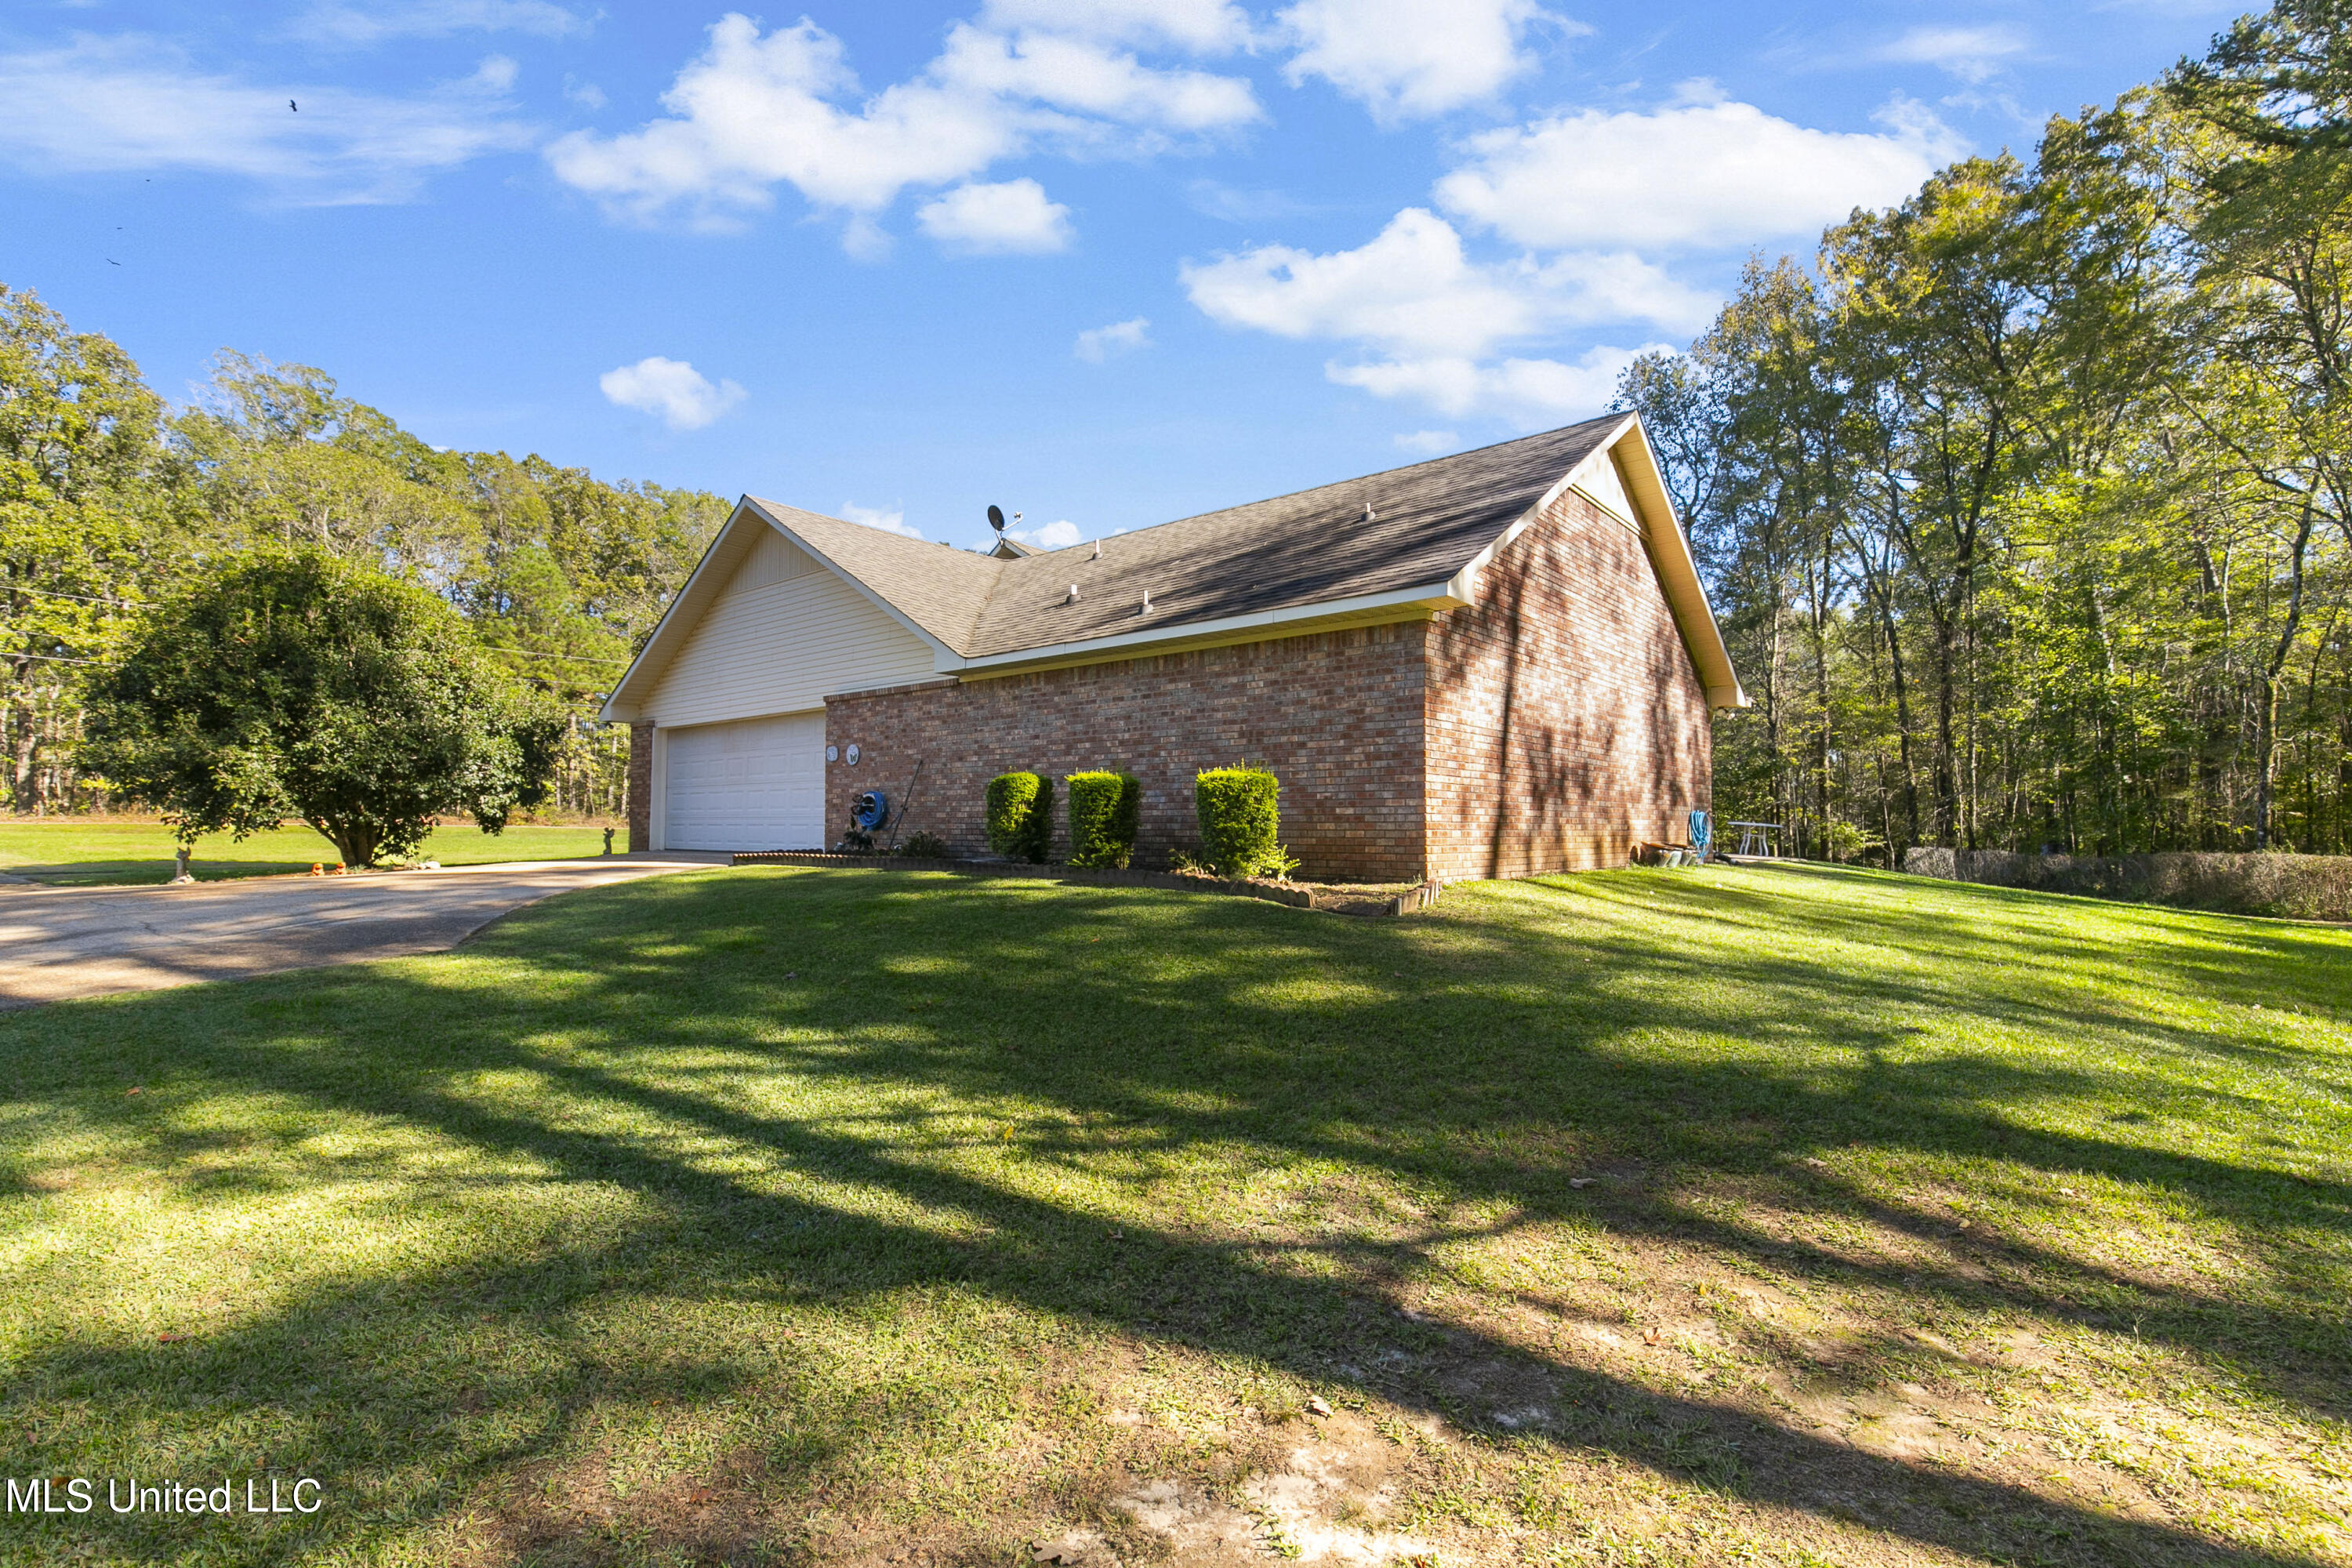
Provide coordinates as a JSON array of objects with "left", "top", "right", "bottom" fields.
[
  {"left": 727, "top": 526, "right": 821, "bottom": 594},
  {"left": 641, "top": 535, "right": 938, "bottom": 728}
]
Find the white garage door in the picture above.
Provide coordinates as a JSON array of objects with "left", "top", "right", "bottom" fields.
[{"left": 663, "top": 712, "right": 828, "bottom": 851}]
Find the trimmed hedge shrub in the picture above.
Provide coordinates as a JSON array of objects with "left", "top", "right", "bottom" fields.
[
  {"left": 984, "top": 771, "right": 1054, "bottom": 862},
  {"left": 1195, "top": 765, "right": 1284, "bottom": 877},
  {"left": 1065, "top": 771, "right": 1141, "bottom": 868}
]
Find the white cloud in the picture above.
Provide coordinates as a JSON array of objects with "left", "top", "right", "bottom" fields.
[
  {"left": 289, "top": 0, "right": 586, "bottom": 45},
  {"left": 547, "top": 17, "right": 1007, "bottom": 223},
  {"left": 1867, "top": 25, "right": 2029, "bottom": 84},
  {"left": 1334, "top": 344, "right": 1662, "bottom": 423},
  {"left": 1435, "top": 93, "right": 1963, "bottom": 250},
  {"left": 1182, "top": 209, "right": 1694, "bottom": 423},
  {"left": 916, "top": 176, "right": 1074, "bottom": 253},
  {"left": 598, "top": 357, "right": 745, "bottom": 430},
  {"left": 545, "top": 12, "right": 1256, "bottom": 237},
  {"left": 1395, "top": 430, "right": 1457, "bottom": 453},
  {"left": 1075, "top": 316, "right": 1152, "bottom": 361},
  {"left": 935, "top": 25, "right": 1260, "bottom": 132},
  {"left": 471, "top": 55, "right": 520, "bottom": 93},
  {"left": 1185, "top": 209, "right": 1537, "bottom": 356},
  {"left": 0, "top": 34, "right": 532, "bottom": 201},
  {"left": 1276, "top": 0, "right": 1567, "bottom": 121},
  {"left": 979, "top": 0, "right": 1253, "bottom": 53},
  {"left": 1182, "top": 207, "right": 1713, "bottom": 356},
  {"left": 1008, "top": 519, "right": 1084, "bottom": 548},
  {"left": 1187, "top": 179, "right": 1318, "bottom": 222},
  {"left": 840, "top": 503, "right": 923, "bottom": 538},
  {"left": 1534, "top": 250, "right": 1721, "bottom": 335}
]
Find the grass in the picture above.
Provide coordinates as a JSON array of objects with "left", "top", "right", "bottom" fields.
[
  {"left": 0, "top": 862, "right": 2346, "bottom": 1567},
  {"left": 0, "top": 819, "right": 622, "bottom": 886}
]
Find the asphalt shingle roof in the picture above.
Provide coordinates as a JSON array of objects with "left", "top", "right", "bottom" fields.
[
  {"left": 753, "top": 415, "right": 1624, "bottom": 662},
  {"left": 746, "top": 502, "right": 1008, "bottom": 652}
]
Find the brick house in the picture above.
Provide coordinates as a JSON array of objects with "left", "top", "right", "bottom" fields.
[{"left": 601, "top": 413, "right": 1745, "bottom": 882}]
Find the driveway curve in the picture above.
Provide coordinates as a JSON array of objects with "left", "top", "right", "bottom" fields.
[{"left": 0, "top": 856, "right": 726, "bottom": 1010}]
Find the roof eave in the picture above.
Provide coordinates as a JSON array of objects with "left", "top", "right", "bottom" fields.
[
  {"left": 1607, "top": 420, "right": 1749, "bottom": 710},
  {"left": 597, "top": 499, "right": 971, "bottom": 724},
  {"left": 945, "top": 580, "right": 1468, "bottom": 677},
  {"left": 598, "top": 496, "right": 759, "bottom": 724}
]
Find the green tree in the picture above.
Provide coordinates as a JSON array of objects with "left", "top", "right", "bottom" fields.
[
  {"left": 84, "top": 550, "right": 564, "bottom": 867},
  {"left": 1624, "top": 79, "right": 2352, "bottom": 862},
  {"left": 2166, "top": 5, "right": 2352, "bottom": 844},
  {"left": 0, "top": 284, "right": 171, "bottom": 811},
  {"left": 162, "top": 354, "right": 727, "bottom": 819},
  {"left": 171, "top": 352, "right": 480, "bottom": 570}
]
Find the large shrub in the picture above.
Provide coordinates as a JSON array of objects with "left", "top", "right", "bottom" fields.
[
  {"left": 984, "top": 771, "right": 1054, "bottom": 862},
  {"left": 1194, "top": 765, "right": 1288, "bottom": 878},
  {"left": 1065, "top": 771, "right": 1140, "bottom": 868},
  {"left": 83, "top": 549, "right": 564, "bottom": 868}
]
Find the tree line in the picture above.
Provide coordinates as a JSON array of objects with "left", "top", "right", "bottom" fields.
[
  {"left": 1621, "top": 0, "right": 2352, "bottom": 861},
  {"left": 2, "top": 311, "right": 728, "bottom": 818}
]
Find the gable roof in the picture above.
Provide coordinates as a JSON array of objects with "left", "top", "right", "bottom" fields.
[
  {"left": 949, "top": 416, "right": 1624, "bottom": 659},
  {"left": 744, "top": 502, "right": 1010, "bottom": 652},
  {"left": 601, "top": 415, "right": 1746, "bottom": 720}
]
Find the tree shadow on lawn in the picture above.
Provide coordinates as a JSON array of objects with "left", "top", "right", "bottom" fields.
[
  {"left": 1649, "top": 863, "right": 2352, "bottom": 1034},
  {"left": 1580, "top": 863, "right": 2352, "bottom": 1030},
  {"left": 2, "top": 864, "right": 2347, "bottom": 1565},
  {"left": 0, "top": 855, "right": 318, "bottom": 886},
  {"left": 1498, "top": 869, "right": 2352, "bottom": 1149}
]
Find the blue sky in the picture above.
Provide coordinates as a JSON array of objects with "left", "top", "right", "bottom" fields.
[{"left": 2, "top": 0, "right": 2238, "bottom": 550}]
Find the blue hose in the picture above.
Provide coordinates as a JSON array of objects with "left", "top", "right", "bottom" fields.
[{"left": 851, "top": 790, "right": 888, "bottom": 830}]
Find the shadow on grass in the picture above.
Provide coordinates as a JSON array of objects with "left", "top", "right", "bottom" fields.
[
  {"left": 1631, "top": 862, "right": 2352, "bottom": 1025},
  {"left": 2, "top": 863, "right": 2345, "bottom": 1565},
  {"left": 0, "top": 858, "right": 322, "bottom": 886}
]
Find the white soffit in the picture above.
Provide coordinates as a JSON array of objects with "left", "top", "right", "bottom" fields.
[{"left": 1568, "top": 448, "right": 1642, "bottom": 532}]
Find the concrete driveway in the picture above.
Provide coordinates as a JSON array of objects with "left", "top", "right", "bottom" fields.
[{"left": 0, "top": 855, "right": 727, "bottom": 1010}]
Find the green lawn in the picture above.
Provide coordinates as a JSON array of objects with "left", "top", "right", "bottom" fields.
[
  {"left": 0, "top": 819, "right": 622, "bottom": 885},
  {"left": 1, "top": 864, "right": 2345, "bottom": 1566}
]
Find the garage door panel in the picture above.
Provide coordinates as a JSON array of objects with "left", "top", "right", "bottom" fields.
[{"left": 664, "top": 713, "right": 826, "bottom": 851}]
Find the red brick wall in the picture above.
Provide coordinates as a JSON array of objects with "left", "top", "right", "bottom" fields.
[
  {"left": 626, "top": 720, "right": 653, "bottom": 853},
  {"left": 822, "top": 623, "right": 1430, "bottom": 883},
  {"left": 1425, "top": 487, "right": 1713, "bottom": 879}
]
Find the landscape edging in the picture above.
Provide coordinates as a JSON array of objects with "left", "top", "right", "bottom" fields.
[{"left": 728, "top": 851, "right": 1443, "bottom": 916}]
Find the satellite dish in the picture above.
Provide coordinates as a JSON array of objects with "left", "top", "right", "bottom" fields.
[{"left": 987, "top": 504, "right": 1006, "bottom": 533}]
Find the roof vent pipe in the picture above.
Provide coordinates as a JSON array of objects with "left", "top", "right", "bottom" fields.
[
  {"left": 1140, "top": 590, "right": 1152, "bottom": 615},
  {"left": 1361, "top": 503, "right": 1377, "bottom": 521},
  {"left": 1091, "top": 539, "right": 1101, "bottom": 560},
  {"left": 1066, "top": 583, "right": 1080, "bottom": 604}
]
